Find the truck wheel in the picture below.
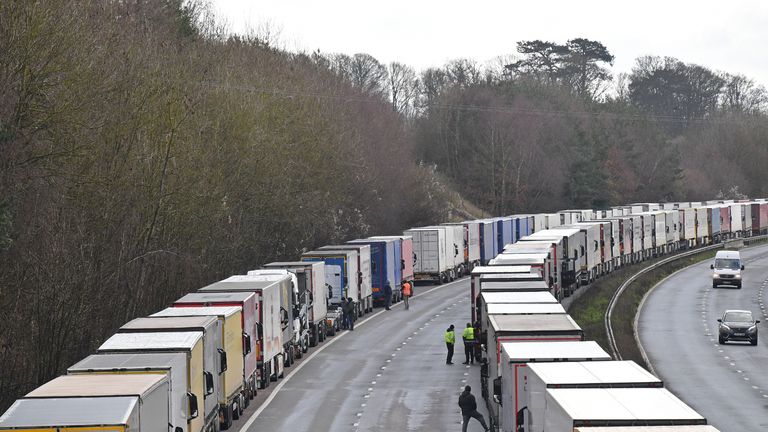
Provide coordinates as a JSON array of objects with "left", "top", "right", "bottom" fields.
[
  {"left": 303, "top": 336, "right": 309, "bottom": 353},
  {"left": 233, "top": 399, "right": 241, "bottom": 420}
]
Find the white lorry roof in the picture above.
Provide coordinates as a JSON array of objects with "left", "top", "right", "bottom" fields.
[
  {"left": 99, "top": 331, "right": 202, "bottom": 351},
  {"left": 479, "top": 281, "right": 549, "bottom": 291},
  {"left": 481, "top": 291, "right": 558, "bottom": 304},
  {"left": 490, "top": 314, "right": 581, "bottom": 332},
  {"left": 548, "top": 387, "right": 704, "bottom": 422},
  {"left": 200, "top": 275, "right": 285, "bottom": 292},
  {"left": 151, "top": 305, "right": 240, "bottom": 318},
  {"left": 27, "top": 374, "right": 165, "bottom": 398},
  {"left": 471, "top": 265, "right": 533, "bottom": 275},
  {"left": 69, "top": 352, "right": 185, "bottom": 371},
  {"left": 121, "top": 315, "right": 217, "bottom": 331},
  {"left": 0, "top": 397, "right": 137, "bottom": 428},
  {"left": 575, "top": 427, "right": 719, "bottom": 432},
  {"left": 176, "top": 291, "right": 255, "bottom": 303},
  {"left": 501, "top": 341, "right": 609, "bottom": 362},
  {"left": 486, "top": 303, "right": 565, "bottom": 315},
  {"left": 527, "top": 361, "right": 661, "bottom": 387}
]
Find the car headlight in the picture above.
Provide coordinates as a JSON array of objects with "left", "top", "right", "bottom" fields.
[
  {"left": 712, "top": 274, "right": 720, "bottom": 279},
  {"left": 748, "top": 325, "right": 757, "bottom": 333},
  {"left": 720, "top": 324, "right": 731, "bottom": 333},
  {"left": 735, "top": 274, "right": 741, "bottom": 279}
]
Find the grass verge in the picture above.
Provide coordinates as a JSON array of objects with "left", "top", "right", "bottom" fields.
[{"left": 568, "top": 250, "right": 717, "bottom": 366}]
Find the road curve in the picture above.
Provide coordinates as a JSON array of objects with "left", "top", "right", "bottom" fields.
[
  {"left": 638, "top": 244, "right": 768, "bottom": 432},
  {"left": 237, "top": 277, "right": 491, "bottom": 432}
]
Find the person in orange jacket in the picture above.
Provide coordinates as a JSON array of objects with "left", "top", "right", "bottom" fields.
[{"left": 402, "top": 280, "right": 412, "bottom": 310}]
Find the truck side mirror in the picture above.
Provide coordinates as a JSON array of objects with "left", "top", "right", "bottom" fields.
[
  {"left": 401, "top": 259, "right": 405, "bottom": 270},
  {"left": 218, "top": 348, "right": 228, "bottom": 374},
  {"left": 742, "top": 265, "right": 745, "bottom": 270},
  {"left": 492, "top": 377, "right": 502, "bottom": 405},
  {"left": 756, "top": 320, "right": 761, "bottom": 324},
  {"left": 710, "top": 264, "right": 714, "bottom": 269},
  {"left": 243, "top": 333, "right": 252, "bottom": 355},
  {"left": 204, "top": 372, "right": 214, "bottom": 396},
  {"left": 256, "top": 322, "right": 263, "bottom": 339},
  {"left": 187, "top": 392, "right": 199, "bottom": 419},
  {"left": 717, "top": 319, "right": 722, "bottom": 323}
]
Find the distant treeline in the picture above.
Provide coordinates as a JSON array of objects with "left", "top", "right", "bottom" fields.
[{"left": 2, "top": 0, "right": 767, "bottom": 411}]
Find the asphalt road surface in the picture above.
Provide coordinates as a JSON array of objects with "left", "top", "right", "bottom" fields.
[
  {"left": 639, "top": 244, "right": 768, "bottom": 431},
  {"left": 236, "top": 277, "right": 491, "bottom": 432}
]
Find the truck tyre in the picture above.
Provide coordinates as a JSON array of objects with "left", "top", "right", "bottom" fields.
[
  {"left": 222, "top": 405, "right": 233, "bottom": 430},
  {"left": 233, "top": 399, "right": 240, "bottom": 420}
]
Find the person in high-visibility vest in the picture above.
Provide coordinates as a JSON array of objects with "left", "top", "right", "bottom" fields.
[
  {"left": 444, "top": 324, "right": 456, "bottom": 365},
  {"left": 402, "top": 281, "right": 412, "bottom": 310},
  {"left": 461, "top": 322, "right": 475, "bottom": 365}
]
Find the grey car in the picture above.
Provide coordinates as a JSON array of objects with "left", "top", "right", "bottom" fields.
[{"left": 718, "top": 310, "right": 759, "bottom": 345}]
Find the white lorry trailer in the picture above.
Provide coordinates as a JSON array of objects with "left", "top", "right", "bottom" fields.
[
  {"left": 404, "top": 227, "right": 453, "bottom": 283},
  {"left": 541, "top": 388, "right": 706, "bottom": 431},
  {"left": 98, "top": 331, "right": 216, "bottom": 432},
  {"left": 520, "top": 361, "right": 662, "bottom": 432},
  {"left": 2, "top": 375, "right": 173, "bottom": 432},
  {"left": 493, "top": 341, "right": 611, "bottom": 432},
  {"left": 470, "top": 265, "right": 534, "bottom": 322},
  {"left": 262, "top": 261, "right": 328, "bottom": 347},
  {"left": 484, "top": 315, "right": 585, "bottom": 429},
  {"left": 68, "top": 352, "right": 196, "bottom": 432}
]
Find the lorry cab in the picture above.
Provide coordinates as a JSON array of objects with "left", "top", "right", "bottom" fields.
[{"left": 711, "top": 250, "right": 744, "bottom": 288}]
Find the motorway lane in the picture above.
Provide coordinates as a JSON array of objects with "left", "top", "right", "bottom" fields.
[
  {"left": 639, "top": 245, "right": 768, "bottom": 432},
  {"left": 239, "top": 277, "right": 491, "bottom": 432}
]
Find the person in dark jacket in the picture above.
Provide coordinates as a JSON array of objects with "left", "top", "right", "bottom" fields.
[
  {"left": 341, "top": 297, "right": 355, "bottom": 330},
  {"left": 458, "top": 385, "right": 489, "bottom": 432},
  {"left": 340, "top": 297, "right": 349, "bottom": 330},
  {"left": 383, "top": 280, "right": 392, "bottom": 310}
]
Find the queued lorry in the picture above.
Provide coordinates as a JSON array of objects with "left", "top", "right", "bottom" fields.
[
  {"left": 246, "top": 269, "right": 308, "bottom": 360},
  {"left": 443, "top": 220, "right": 482, "bottom": 272},
  {"left": 517, "top": 360, "right": 662, "bottom": 432},
  {"left": 1, "top": 374, "right": 174, "bottom": 432},
  {"left": 262, "top": 261, "right": 329, "bottom": 347},
  {"left": 97, "top": 331, "right": 217, "bottom": 432},
  {"left": 319, "top": 243, "right": 373, "bottom": 314},
  {"left": 196, "top": 275, "right": 286, "bottom": 388},
  {"left": 68, "top": 352, "right": 198, "bottom": 432},
  {"left": 405, "top": 227, "right": 460, "bottom": 284},
  {"left": 492, "top": 341, "right": 611, "bottom": 432},
  {"left": 470, "top": 265, "right": 534, "bottom": 322},
  {"left": 540, "top": 387, "right": 706, "bottom": 431},
  {"left": 350, "top": 237, "right": 404, "bottom": 306},
  {"left": 115, "top": 316, "right": 232, "bottom": 424},
  {"left": 302, "top": 249, "right": 360, "bottom": 309},
  {"left": 172, "top": 291, "right": 258, "bottom": 397},
  {"left": 151, "top": 307, "right": 244, "bottom": 429}
]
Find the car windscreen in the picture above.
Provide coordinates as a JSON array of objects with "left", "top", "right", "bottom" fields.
[
  {"left": 714, "top": 258, "right": 740, "bottom": 270},
  {"left": 724, "top": 312, "right": 753, "bottom": 322}
]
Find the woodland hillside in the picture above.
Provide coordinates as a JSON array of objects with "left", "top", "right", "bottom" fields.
[{"left": 2, "top": 0, "right": 768, "bottom": 410}]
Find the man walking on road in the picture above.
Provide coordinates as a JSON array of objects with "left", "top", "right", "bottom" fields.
[
  {"left": 345, "top": 297, "right": 355, "bottom": 331},
  {"left": 458, "top": 385, "right": 489, "bottom": 432},
  {"left": 402, "top": 280, "right": 412, "bottom": 310},
  {"left": 383, "top": 280, "right": 392, "bottom": 310},
  {"left": 444, "top": 324, "right": 455, "bottom": 365},
  {"left": 462, "top": 322, "right": 475, "bottom": 365}
]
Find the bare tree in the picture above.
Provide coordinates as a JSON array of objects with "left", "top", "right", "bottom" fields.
[{"left": 387, "top": 62, "right": 419, "bottom": 116}]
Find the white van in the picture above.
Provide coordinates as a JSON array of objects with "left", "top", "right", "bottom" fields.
[{"left": 711, "top": 250, "right": 743, "bottom": 288}]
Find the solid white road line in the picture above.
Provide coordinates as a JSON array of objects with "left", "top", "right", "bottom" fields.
[{"left": 238, "top": 277, "right": 468, "bottom": 432}]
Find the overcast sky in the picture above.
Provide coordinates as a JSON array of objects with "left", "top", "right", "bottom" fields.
[{"left": 211, "top": 0, "right": 768, "bottom": 86}]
